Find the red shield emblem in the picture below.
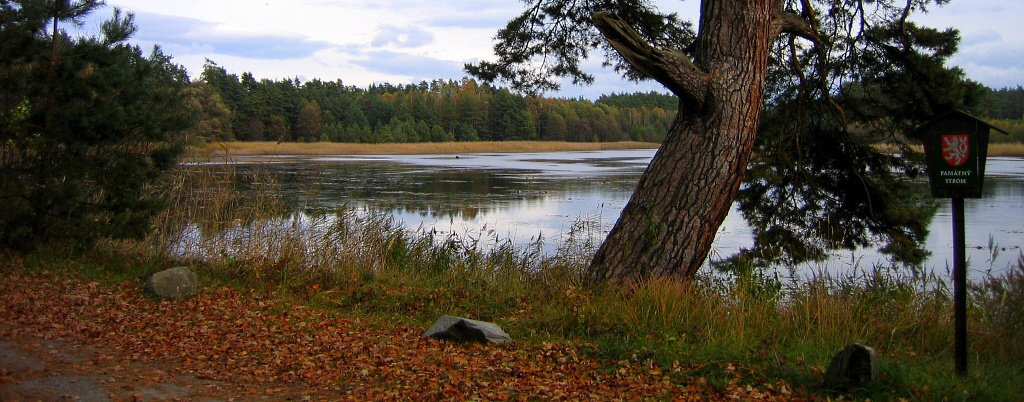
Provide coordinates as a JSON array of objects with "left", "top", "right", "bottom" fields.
[{"left": 941, "top": 134, "right": 970, "bottom": 167}]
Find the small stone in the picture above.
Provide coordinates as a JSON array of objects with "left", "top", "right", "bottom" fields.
[
  {"left": 825, "top": 343, "right": 878, "bottom": 390},
  {"left": 144, "top": 267, "right": 198, "bottom": 300},
  {"left": 424, "top": 315, "right": 511, "bottom": 345}
]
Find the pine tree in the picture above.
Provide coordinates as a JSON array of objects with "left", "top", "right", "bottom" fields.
[
  {"left": 0, "top": 1, "right": 194, "bottom": 249},
  {"left": 467, "top": 0, "right": 981, "bottom": 285}
]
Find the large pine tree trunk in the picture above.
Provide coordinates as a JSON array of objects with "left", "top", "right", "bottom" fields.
[{"left": 586, "top": 0, "right": 780, "bottom": 286}]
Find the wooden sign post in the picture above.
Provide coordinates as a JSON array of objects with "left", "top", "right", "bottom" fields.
[{"left": 914, "top": 109, "right": 1006, "bottom": 376}]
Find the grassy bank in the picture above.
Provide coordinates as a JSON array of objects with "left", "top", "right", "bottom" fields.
[{"left": 5, "top": 156, "right": 1023, "bottom": 400}]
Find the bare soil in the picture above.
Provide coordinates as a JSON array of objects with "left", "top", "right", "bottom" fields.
[{"left": 1, "top": 324, "right": 227, "bottom": 401}]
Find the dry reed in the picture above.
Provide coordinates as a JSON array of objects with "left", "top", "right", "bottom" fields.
[
  {"left": 193, "top": 141, "right": 659, "bottom": 159},
  {"left": 875, "top": 142, "right": 1024, "bottom": 157},
  {"left": 202, "top": 140, "right": 1024, "bottom": 158},
  {"left": 989, "top": 143, "right": 1024, "bottom": 157}
]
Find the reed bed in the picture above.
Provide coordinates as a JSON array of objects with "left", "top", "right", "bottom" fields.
[
  {"left": 200, "top": 140, "right": 1024, "bottom": 159},
  {"left": 874, "top": 142, "right": 1024, "bottom": 157},
  {"left": 193, "top": 140, "right": 659, "bottom": 158},
  {"left": 989, "top": 142, "right": 1024, "bottom": 157},
  {"left": 109, "top": 157, "right": 1024, "bottom": 400}
]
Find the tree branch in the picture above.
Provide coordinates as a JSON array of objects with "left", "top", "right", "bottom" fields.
[
  {"left": 773, "top": 10, "right": 820, "bottom": 43},
  {"left": 592, "top": 11, "right": 711, "bottom": 110}
]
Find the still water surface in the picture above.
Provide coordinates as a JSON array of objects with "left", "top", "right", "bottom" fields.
[{"left": 226, "top": 150, "right": 1023, "bottom": 279}]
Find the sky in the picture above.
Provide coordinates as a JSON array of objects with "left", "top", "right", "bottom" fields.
[{"left": 76, "top": 0, "right": 1023, "bottom": 100}]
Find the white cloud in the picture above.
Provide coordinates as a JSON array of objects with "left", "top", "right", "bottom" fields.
[
  {"left": 371, "top": 25, "right": 435, "bottom": 48},
  {"left": 90, "top": 0, "right": 1020, "bottom": 99},
  {"left": 355, "top": 49, "right": 464, "bottom": 81},
  {"left": 912, "top": 0, "right": 1024, "bottom": 89}
]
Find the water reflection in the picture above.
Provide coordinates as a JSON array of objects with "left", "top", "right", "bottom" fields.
[
  {"left": 217, "top": 151, "right": 1023, "bottom": 279},
  {"left": 924, "top": 158, "right": 1024, "bottom": 277}
]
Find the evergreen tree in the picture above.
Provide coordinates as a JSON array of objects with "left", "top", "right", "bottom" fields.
[
  {"left": 295, "top": 100, "right": 323, "bottom": 142},
  {"left": 467, "top": 0, "right": 980, "bottom": 285},
  {"left": 597, "top": 91, "right": 678, "bottom": 110},
  {"left": 195, "top": 60, "right": 677, "bottom": 146},
  {"left": 983, "top": 86, "right": 1024, "bottom": 120},
  {"left": 539, "top": 109, "right": 569, "bottom": 141},
  {"left": 1, "top": 1, "right": 193, "bottom": 249}
]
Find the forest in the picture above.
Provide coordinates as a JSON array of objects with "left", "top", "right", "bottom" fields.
[
  {"left": 984, "top": 86, "right": 1024, "bottom": 142},
  {"left": 195, "top": 61, "right": 677, "bottom": 145},
  {"left": 194, "top": 60, "right": 1023, "bottom": 145}
]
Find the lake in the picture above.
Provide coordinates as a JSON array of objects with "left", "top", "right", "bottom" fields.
[{"left": 220, "top": 149, "right": 1023, "bottom": 280}]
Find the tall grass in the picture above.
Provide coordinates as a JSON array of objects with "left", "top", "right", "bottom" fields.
[
  {"left": 141, "top": 157, "right": 602, "bottom": 320},
  {"left": 989, "top": 142, "right": 1024, "bottom": 157},
  {"left": 110, "top": 158, "right": 1024, "bottom": 399},
  {"left": 971, "top": 252, "right": 1024, "bottom": 362},
  {"left": 576, "top": 266, "right": 950, "bottom": 355}
]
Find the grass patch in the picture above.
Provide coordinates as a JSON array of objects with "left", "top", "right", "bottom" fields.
[{"left": 5, "top": 157, "right": 1023, "bottom": 400}]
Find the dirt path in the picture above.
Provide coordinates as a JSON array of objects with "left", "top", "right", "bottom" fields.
[{"left": 1, "top": 326, "right": 227, "bottom": 401}]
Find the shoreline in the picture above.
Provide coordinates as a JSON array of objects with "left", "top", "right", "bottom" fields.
[
  {"left": 192, "top": 141, "right": 660, "bottom": 158},
  {"left": 191, "top": 140, "right": 1024, "bottom": 158}
]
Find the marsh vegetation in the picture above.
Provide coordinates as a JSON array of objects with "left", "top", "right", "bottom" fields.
[{"left": 70, "top": 150, "right": 1021, "bottom": 400}]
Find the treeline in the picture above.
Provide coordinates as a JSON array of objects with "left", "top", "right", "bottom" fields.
[
  {"left": 982, "top": 86, "right": 1024, "bottom": 120},
  {"left": 194, "top": 61, "right": 677, "bottom": 144},
  {"left": 988, "top": 119, "right": 1024, "bottom": 143},
  {"left": 981, "top": 86, "right": 1024, "bottom": 142},
  {"left": 191, "top": 60, "right": 1023, "bottom": 145}
]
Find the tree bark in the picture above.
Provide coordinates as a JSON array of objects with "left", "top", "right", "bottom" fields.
[{"left": 586, "top": 0, "right": 789, "bottom": 286}]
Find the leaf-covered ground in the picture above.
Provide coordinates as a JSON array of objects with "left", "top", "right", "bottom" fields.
[{"left": 0, "top": 272, "right": 804, "bottom": 400}]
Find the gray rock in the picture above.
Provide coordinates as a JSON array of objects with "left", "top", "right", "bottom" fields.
[
  {"left": 424, "top": 315, "right": 511, "bottom": 345},
  {"left": 825, "top": 343, "right": 878, "bottom": 390},
  {"left": 145, "top": 267, "right": 198, "bottom": 300}
]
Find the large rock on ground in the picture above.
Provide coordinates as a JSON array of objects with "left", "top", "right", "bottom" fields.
[
  {"left": 825, "top": 343, "right": 878, "bottom": 390},
  {"left": 144, "top": 267, "right": 198, "bottom": 300},
  {"left": 424, "top": 315, "right": 511, "bottom": 345}
]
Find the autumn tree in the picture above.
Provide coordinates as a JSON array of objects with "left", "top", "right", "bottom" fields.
[
  {"left": 185, "top": 83, "right": 233, "bottom": 141},
  {"left": 467, "top": 0, "right": 981, "bottom": 285}
]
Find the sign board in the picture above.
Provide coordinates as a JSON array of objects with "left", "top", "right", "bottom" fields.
[
  {"left": 910, "top": 109, "right": 1008, "bottom": 376},
  {"left": 915, "top": 109, "right": 1004, "bottom": 198},
  {"left": 925, "top": 131, "right": 983, "bottom": 196}
]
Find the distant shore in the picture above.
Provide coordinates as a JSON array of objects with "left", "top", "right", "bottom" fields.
[
  {"left": 992, "top": 143, "right": 1024, "bottom": 157},
  {"left": 193, "top": 141, "right": 658, "bottom": 157},
  {"left": 876, "top": 142, "right": 1024, "bottom": 158},
  {"left": 192, "top": 140, "right": 1024, "bottom": 158}
]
